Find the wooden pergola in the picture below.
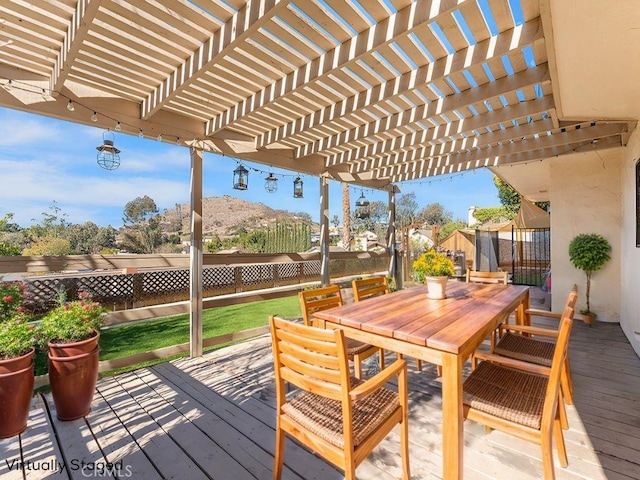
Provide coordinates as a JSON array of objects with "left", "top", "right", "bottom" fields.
[{"left": 0, "top": 0, "right": 635, "bottom": 356}]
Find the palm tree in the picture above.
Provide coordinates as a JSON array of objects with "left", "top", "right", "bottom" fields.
[{"left": 342, "top": 183, "right": 351, "bottom": 251}]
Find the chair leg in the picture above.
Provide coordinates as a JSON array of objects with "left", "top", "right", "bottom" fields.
[
  {"left": 561, "top": 358, "right": 574, "bottom": 405},
  {"left": 541, "top": 430, "right": 557, "bottom": 480},
  {"left": 554, "top": 416, "right": 568, "bottom": 468},
  {"left": 273, "top": 420, "right": 285, "bottom": 480},
  {"left": 558, "top": 392, "right": 569, "bottom": 430},
  {"left": 415, "top": 358, "right": 422, "bottom": 371},
  {"left": 436, "top": 365, "right": 442, "bottom": 377},
  {"left": 400, "top": 412, "right": 410, "bottom": 480},
  {"left": 354, "top": 355, "right": 363, "bottom": 379},
  {"left": 378, "top": 349, "right": 385, "bottom": 370}
]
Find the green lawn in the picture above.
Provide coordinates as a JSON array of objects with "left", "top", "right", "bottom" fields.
[
  {"left": 100, "top": 295, "right": 301, "bottom": 360},
  {"left": 34, "top": 295, "right": 301, "bottom": 377}
]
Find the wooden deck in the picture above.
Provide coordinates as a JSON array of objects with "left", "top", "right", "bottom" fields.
[{"left": 2, "top": 293, "right": 640, "bottom": 479}]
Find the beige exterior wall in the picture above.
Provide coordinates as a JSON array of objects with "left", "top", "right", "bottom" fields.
[
  {"left": 549, "top": 150, "right": 622, "bottom": 323},
  {"left": 620, "top": 127, "right": 640, "bottom": 356}
]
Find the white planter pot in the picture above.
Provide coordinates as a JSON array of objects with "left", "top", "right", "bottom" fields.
[{"left": 425, "top": 276, "right": 448, "bottom": 300}]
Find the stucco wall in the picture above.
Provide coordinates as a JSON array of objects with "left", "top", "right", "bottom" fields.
[
  {"left": 620, "top": 126, "right": 640, "bottom": 356},
  {"left": 549, "top": 150, "right": 622, "bottom": 323}
]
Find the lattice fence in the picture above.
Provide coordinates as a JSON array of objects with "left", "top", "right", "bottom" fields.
[{"left": 22, "top": 261, "right": 324, "bottom": 314}]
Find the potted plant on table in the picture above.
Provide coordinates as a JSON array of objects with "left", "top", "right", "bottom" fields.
[
  {"left": 37, "top": 292, "right": 106, "bottom": 420},
  {"left": 0, "top": 281, "right": 35, "bottom": 438},
  {"left": 568, "top": 233, "right": 612, "bottom": 326},
  {"left": 412, "top": 249, "right": 455, "bottom": 299}
]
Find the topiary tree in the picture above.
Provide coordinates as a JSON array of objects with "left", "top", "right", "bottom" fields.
[{"left": 568, "top": 233, "right": 611, "bottom": 315}]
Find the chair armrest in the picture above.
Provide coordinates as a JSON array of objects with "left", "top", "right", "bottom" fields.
[
  {"left": 525, "top": 308, "right": 562, "bottom": 319},
  {"left": 350, "top": 359, "right": 406, "bottom": 401},
  {"left": 499, "top": 324, "right": 559, "bottom": 338},
  {"left": 472, "top": 351, "right": 551, "bottom": 376}
]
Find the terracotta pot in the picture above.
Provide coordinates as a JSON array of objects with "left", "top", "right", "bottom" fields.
[
  {"left": 0, "top": 348, "right": 35, "bottom": 438},
  {"left": 425, "top": 276, "right": 449, "bottom": 300},
  {"left": 48, "top": 330, "right": 100, "bottom": 357},
  {"left": 48, "top": 332, "right": 100, "bottom": 421},
  {"left": 581, "top": 313, "right": 596, "bottom": 327}
]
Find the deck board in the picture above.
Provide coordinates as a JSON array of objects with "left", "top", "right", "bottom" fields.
[{"left": 2, "top": 288, "right": 640, "bottom": 479}]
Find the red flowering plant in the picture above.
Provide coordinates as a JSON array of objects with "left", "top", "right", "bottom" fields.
[
  {"left": 0, "top": 281, "right": 35, "bottom": 360},
  {"left": 37, "top": 291, "right": 106, "bottom": 345},
  {"left": 0, "top": 281, "right": 25, "bottom": 322}
]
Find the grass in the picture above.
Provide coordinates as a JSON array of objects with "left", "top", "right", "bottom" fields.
[{"left": 34, "top": 295, "right": 301, "bottom": 376}]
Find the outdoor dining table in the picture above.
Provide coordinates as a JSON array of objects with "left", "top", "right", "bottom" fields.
[{"left": 312, "top": 281, "right": 530, "bottom": 480}]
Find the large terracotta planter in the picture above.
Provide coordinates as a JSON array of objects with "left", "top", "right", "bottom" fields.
[
  {"left": 425, "top": 276, "right": 449, "bottom": 300},
  {"left": 0, "top": 348, "right": 35, "bottom": 438},
  {"left": 48, "top": 331, "right": 100, "bottom": 421}
]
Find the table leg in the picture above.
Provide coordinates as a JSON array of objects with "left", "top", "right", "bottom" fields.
[
  {"left": 515, "top": 289, "right": 531, "bottom": 326},
  {"left": 441, "top": 353, "right": 464, "bottom": 480}
]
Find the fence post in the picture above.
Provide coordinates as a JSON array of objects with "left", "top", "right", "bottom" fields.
[{"left": 234, "top": 266, "right": 243, "bottom": 293}]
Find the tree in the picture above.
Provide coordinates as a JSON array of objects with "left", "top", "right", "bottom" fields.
[
  {"left": 120, "top": 196, "right": 163, "bottom": 253},
  {"left": 472, "top": 207, "right": 515, "bottom": 225},
  {"left": 27, "top": 202, "right": 70, "bottom": 239},
  {"left": 64, "top": 222, "right": 117, "bottom": 254},
  {"left": 0, "top": 213, "right": 20, "bottom": 233},
  {"left": 123, "top": 195, "right": 159, "bottom": 225},
  {"left": 331, "top": 214, "right": 340, "bottom": 228},
  {"left": 396, "top": 192, "right": 418, "bottom": 228},
  {"left": 493, "top": 175, "right": 549, "bottom": 213},
  {"left": 416, "top": 202, "right": 452, "bottom": 226}
]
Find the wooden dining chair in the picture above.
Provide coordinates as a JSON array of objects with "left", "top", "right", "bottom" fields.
[
  {"left": 464, "top": 304, "right": 575, "bottom": 480},
  {"left": 270, "top": 316, "right": 410, "bottom": 480},
  {"left": 352, "top": 276, "right": 422, "bottom": 372},
  {"left": 465, "top": 270, "right": 508, "bottom": 284},
  {"left": 299, "top": 285, "right": 382, "bottom": 378},
  {"left": 490, "top": 285, "right": 578, "bottom": 413}
]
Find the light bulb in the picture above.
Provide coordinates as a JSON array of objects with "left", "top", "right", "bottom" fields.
[
  {"left": 156, "top": 133, "right": 162, "bottom": 141},
  {"left": 176, "top": 137, "right": 181, "bottom": 145},
  {"left": 41, "top": 88, "right": 48, "bottom": 100},
  {"left": 67, "top": 100, "right": 74, "bottom": 111},
  {"left": 91, "top": 111, "right": 98, "bottom": 122},
  {"left": 2, "top": 80, "right": 11, "bottom": 91},
  {"left": 114, "top": 121, "right": 121, "bottom": 132},
  {"left": 138, "top": 129, "right": 143, "bottom": 138}
]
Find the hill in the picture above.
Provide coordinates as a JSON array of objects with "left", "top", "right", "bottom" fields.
[{"left": 160, "top": 195, "right": 317, "bottom": 237}]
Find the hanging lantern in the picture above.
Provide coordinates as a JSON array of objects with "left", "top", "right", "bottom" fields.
[
  {"left": 355, "top": 189, "right": 370, "bottom": 219},
  {"left": 233, "top": 164, "right": 249, "bottom": 190},
  {"left": 264, "top": 172, "right": 278, "bottom": 193},
  {"left": 293, "top": 176, "right": 303, "bottom": 198},
  {"left": 96, "top": 130, "right": 121, "bottom": 170}
]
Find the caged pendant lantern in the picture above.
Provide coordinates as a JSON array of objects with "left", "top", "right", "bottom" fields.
[
  {"left": 293, "top": 176, "right": 303, "bottom": 198},
  {"left": 96, "top": 130, "right": 121, "bottom": 170},
  {"left": 233, "top": 164, "right": 249, "bottom": 190},
  {"left": 264, "top": 171, "right": 278, "bottom": 193},
  {"left": 355, "top": 189, "right": 370, "bottom": 219}
]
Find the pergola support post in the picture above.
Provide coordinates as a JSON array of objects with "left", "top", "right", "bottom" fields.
[
  {"left": 189, "top": 147, "right": 203, "bottom": 357},
  {"left": 387, "top": 186, "right": 402, "bottom": 290},
  {"left": 320, "top": 174, "right": 330, "bottom": 286}
]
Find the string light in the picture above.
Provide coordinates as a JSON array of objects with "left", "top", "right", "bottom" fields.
[
  {"left": 2, "top": 80, "right": 11, "bottom": 91},
  {"left": 66, "top": 99, "right": 74, "bottom": 111},
  {"left": 91, "top": 111, "right": 98, "bottom": 122},
  {"left": 156, "top": 133, "right": 162, "bottom": 141},
  {"left": 114, "top": 121, "right": 121, "bottom": 132},
  {"left": 138, "top": 129, "right": 143, "bottom": 138}
]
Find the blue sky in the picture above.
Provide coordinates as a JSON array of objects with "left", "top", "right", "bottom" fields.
[{"left": 0, "top": 108, "right": 500, "bottom": 228}]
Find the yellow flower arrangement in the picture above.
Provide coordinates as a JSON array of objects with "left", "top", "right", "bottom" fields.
[{"left": 412, "top": 250, "right": 455, "bottom": 282}]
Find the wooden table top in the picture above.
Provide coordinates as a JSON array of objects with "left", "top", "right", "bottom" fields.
[{"left": 313, "top": 282, "right": 529, "bottom": 355}]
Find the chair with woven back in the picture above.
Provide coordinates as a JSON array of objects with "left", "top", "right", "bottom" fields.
[
  {"left": 352, "top": 276, "right": 422, "bottom": 372},
  {"left": 463, "top": 303, "right": 575, "bottom": 480},
  {"left": 489, "top": 285, "right": 578, "bottom": 424},
  {"left": 299, "top": 284, "right": 382, "bottom": 378},
  {"left": 270, "top": 316, "right": 410, "bottom": 480}
]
